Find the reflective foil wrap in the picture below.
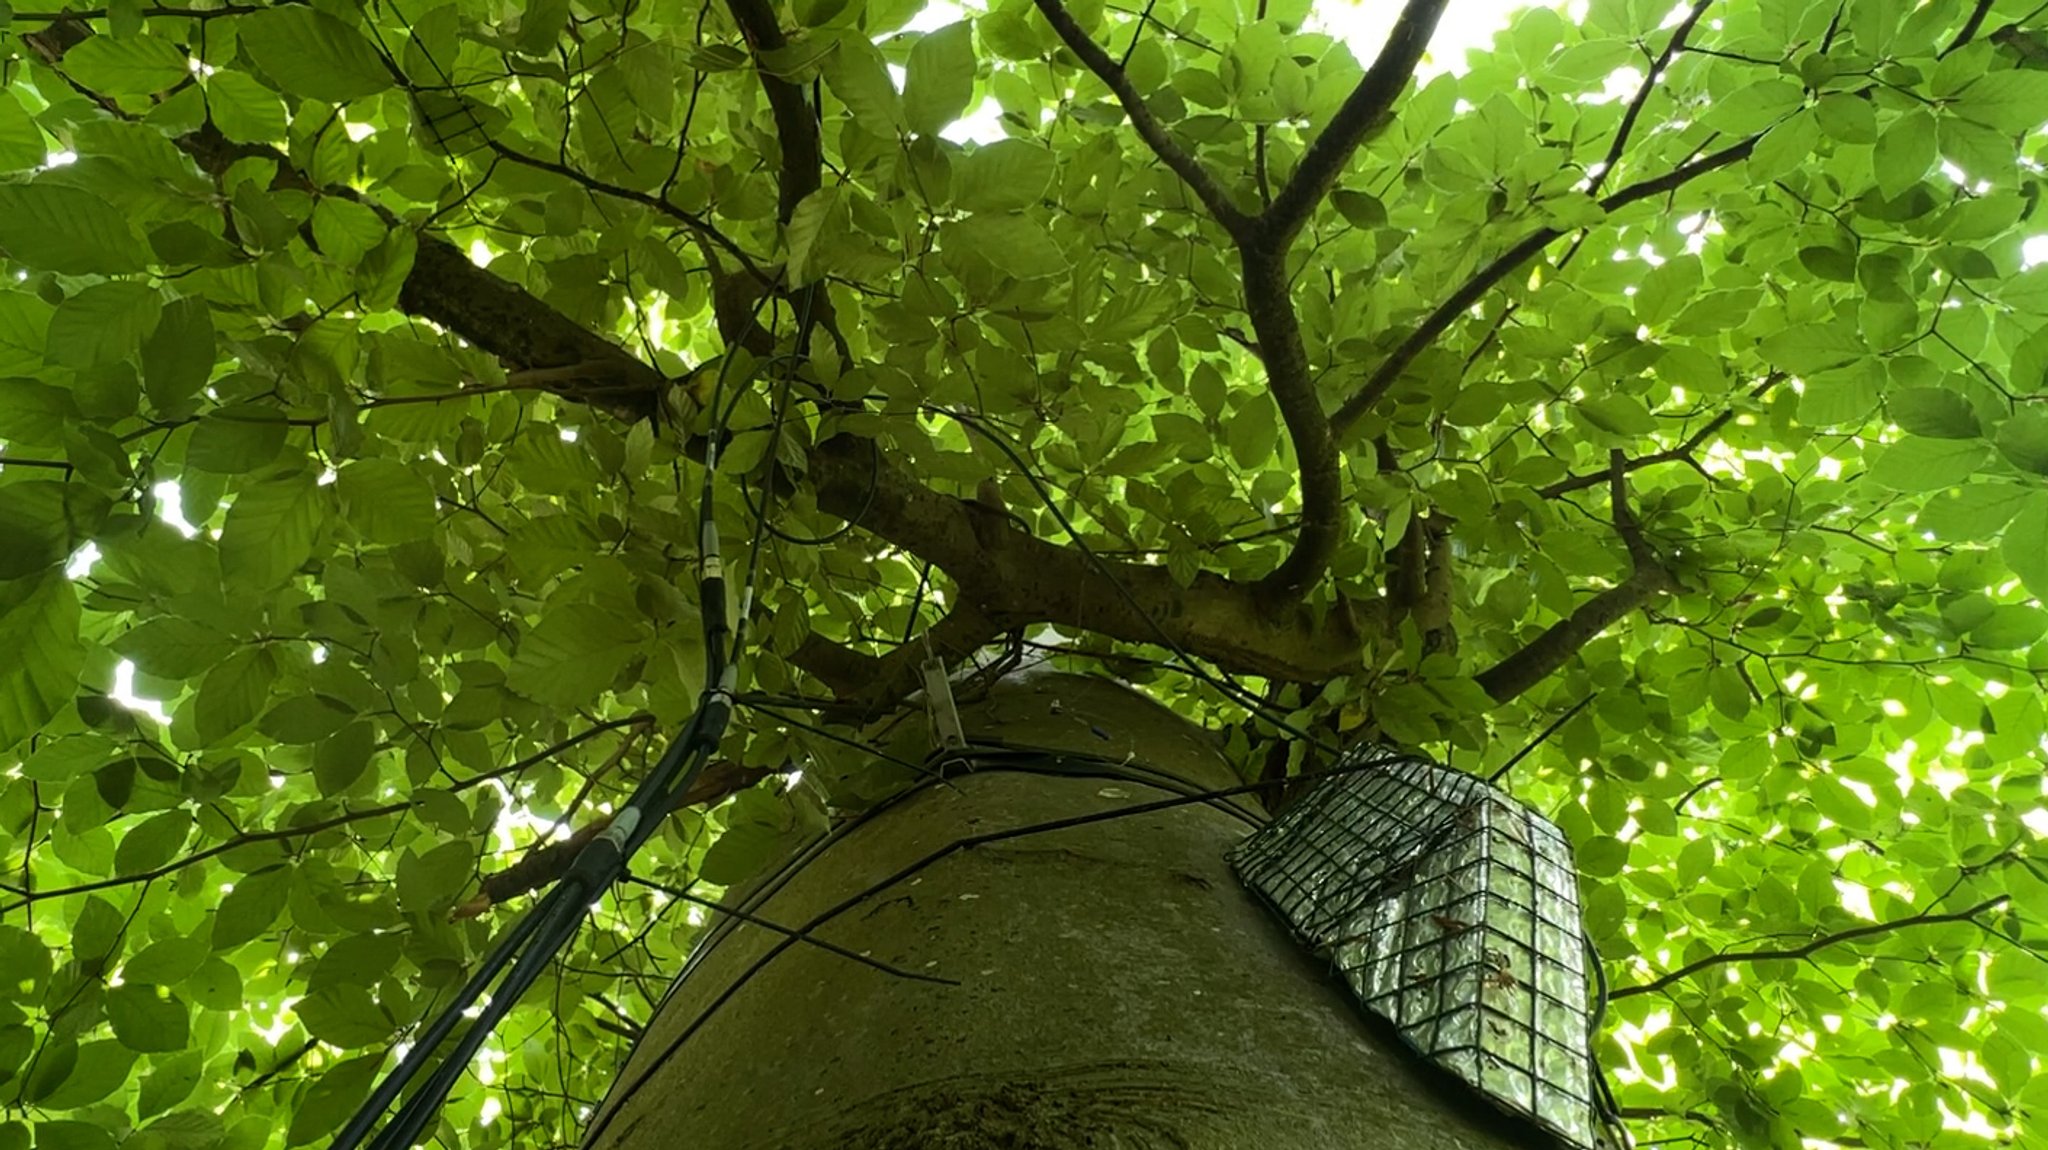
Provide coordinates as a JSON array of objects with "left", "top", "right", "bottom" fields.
[{"left": 1230, "top": 745, "right": 1601, "bottom": 1150}]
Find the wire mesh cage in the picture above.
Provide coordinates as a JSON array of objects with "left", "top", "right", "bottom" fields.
[{"left": 1231, "top": 744, "right": 1606, "bottom": 1150}]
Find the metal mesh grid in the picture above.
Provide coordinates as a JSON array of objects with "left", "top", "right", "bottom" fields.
[{"left": 1231, "top": 745, "right": 1602, "bottom": 1150}]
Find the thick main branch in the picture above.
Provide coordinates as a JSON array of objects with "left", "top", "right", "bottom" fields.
[
  {"left": 804, "top": 435, "right": 1382, "bottom": 681},
  {"left": 1238, "top": 246, "right": 1342, "bottom": 596}
]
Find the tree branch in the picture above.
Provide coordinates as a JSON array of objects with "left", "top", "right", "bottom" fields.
[
  {"left": 1941, "top": 0, "right": 1996, "bottom": 57},
  {"left": 1239, "top": 246, "right": 1342, "bottom": 595},
  {"left": 9, "top": 4, "right": 258, "bottom": 18},
  {"left": 1330, "top": 135, "right": 1759, "bottom": 439},
  {"left": 1474, "top": 456, "right": 1676, "bottom": 702},
  {"left": 1612, "top": 896, "right": 2008, "bottom": 1001},
  {"left": 0, "top": 717, "right": 648, "bottom": 914},
  {"left": 723, "top": 0, "right": 821, "bottom": 224},
  {"left": 1538, "top": 374, "right": 1779, "bottom": 498},
  {"left": 790, "top": 603, "right": 1004, "bottom": 718},
  {"left": 1031, "top": 0, "right": 1251, "bottom": 236},
  {"left": 171, "top": 83, "right": 1399, "bottom": 691},
  {"left": 1259, "top": 0, "right": 1449, "bottom": 243},
  {"left": 1586, "top": 0, "right": 1713, "bottom": 198},
  {"left": 803, "top": 434, "right": 1384, "bottom": 682}
]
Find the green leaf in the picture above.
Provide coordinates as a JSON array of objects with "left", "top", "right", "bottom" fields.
[
  {"left": 1578, "top": 835, "right": 1630, "bottom": 878},
  {"left": 942, "top": 212, "right": 1066, "bottom": 280},
  {"left": 785, "top": 187, "right": 836, "bottom": 287},
  {"left": 211, "top": 866, "right": 291, "bottom": 950},
  {"left": 1760, "top": 323, "right": 1866, "bottom": 375},
  {"left": 194, "top": 647, "right": 272, "bottom": 746},
  {"left": 121, "top": 933, "right": 209, "bottom": 986},
  {"left": 902, "top": 22, "right": 976, "bottom": 136},
  {"left": 396, "top": 839, "right": 475, "bottom": 913},
  {"left": 131, "top": 1111, "right": 225, "bottom": 1150},
  {"left": 0, "top": 183, "right": 149, "bottom": 274},
  {"left": 135, "top": 1050, "right": 203, "bottom": 1120},
  {"left": 115, "top": 810, "right": 192, "bottom": 876},
  {"left": 506, "top": 604, "right": 643, "bottom": 704},
  {"left": 294, "top": 986, "right": 396, "bottom": 1047},
  {"left": 1748, "top": 108, "right": 1819, "bottom": 180},
  {"left": 1955, "top": 70, "right": 2048, "bottom": 134},
  {"left": 1995, "top": 410, "right": 2048, "bottom": 476},
  {"left": 0, "top": 92, "right": 45, "bottom": 171},
  {"left": 1226, "top": 396, "right": 1280, "bottom": 468},
  {"left": 35, "top": 1041, "right": 135, "bottom": 1109},
  {"left": 1968, "top": 605, "right": 2047, "bottom": 650},
  {"left": 1874, "top": 109, "right": 1937, "bottom": 199},
  {"left": 335, "top": 457, "right": 437, "bottom": 543},
  {"left": 821, "top": 36, "right": 903, "bottom": 137},
  {"left": 313, "top": 720, "right": 376, "bottom": 795},
  {"left": 286, "top": 1054, "right": 384, "bottom": 1146},
  {"left": 1917, "top": 485, "right": 2033, "bottom": 542},
  {"left": 259, "top": 694, "right": 356, "bottom": 743},
  {"left": 1887, "top": 387, "right": 1980, "bottom": 439},
  {"left": 955, "top": 139, "right": 1055, "bottom": 212},
  {"left": 182, "top": 957, "right": 242, "bottom": 1010},
  {"left": 2003, "top": 493, "right": 2048, "bottom": 601},
  {"left": 311, "top": 197, "right": 388, "bottom": 266},
  {"left": 237, "top": 6, "right": 395, "bottom": 102},
  {"left": 187, "top": 405, "right": 289, "bottom": 474},
  {"left": 0, "top": 482, "right": 104, "bottom": 580},
  {"left": 0, "top": 292, "right": 52, "bottom": 375},
  {"left": 219, "top": 469, "right": 326, "bottom": 587},
  {"left": 46, "top": 281, "right": 161, "bottom": 369},
  {"left": 30, "top": 1123, "right": 114, "bottom": 1150},
  {"left": 1864, "top": 437, "right": 1987, "bottom": 492},
  {"left": 0, "top": 571, "right": 83, "bottom": 754},
  {"left": 1577, "top": 395, "right": 1657, "bottom": 436},
  {"left": 105, "top": 984, "right": 190, "bottom": 1053},
  {"left": 205, "top": 69, "right": 288, "bottom": 143},
  {"left": 142, "top": 297, "right": 216, "bottom": 410},
  {"left": 116, "top": 617, "right": 234, "bottom": 680},
  {"left": 0, "top": 378, "right": 76, "bottom": 446},
  {"left": 699, "top": 819, "right": 783, "bottom": 884},
  {"left": 64, "top": 34, "right": 191, "bottom": 96},
  {"left": 0, "top": 926, "right": 51, "bottom": 999},
  {"left": 1704, "top": 78, "right": 1804, "bottom": 135}
]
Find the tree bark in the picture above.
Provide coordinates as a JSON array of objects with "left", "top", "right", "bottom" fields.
[{"left": 581, "top": 672, "right": 1559, "bottom": 1150}]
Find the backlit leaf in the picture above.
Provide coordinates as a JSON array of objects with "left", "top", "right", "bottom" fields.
[
  {"left": 903, "top": 22, "right": 976, "bottom": 136},
  {"left": 0, "top": 183, "right": 149, "bottom": 274},
  {"left": 237, "top": 6, "right": 395, "bottom": 103},
  {"left": 0, "top": 571, "right": 82, "bottom": 753}
]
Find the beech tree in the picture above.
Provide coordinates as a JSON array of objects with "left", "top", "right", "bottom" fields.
[{"left": 3, "top": 0, "right": 2048, "bottom": 1146}]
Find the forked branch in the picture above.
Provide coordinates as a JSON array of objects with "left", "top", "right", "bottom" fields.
[
  {"left": 1031, "top": 0, "right": 1251, "bottom": 235},
  {"left": 1611, "top": 896, "right": 2008, "bottom": 1001},
  {"left": 1260, "top": 0, "right": 1450, "bottom": 243},
  {"left": 1330, "top": 136, "right": 1760, "bottom": 439},
  {"left": 1474, "top": 454, "right": 1676, "bottom": 702}
]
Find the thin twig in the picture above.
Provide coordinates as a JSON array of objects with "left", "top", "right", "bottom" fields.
[
  {"left": 1612, "top": 896, "right": 2009, "bottom": 1000},
  {"left": 627, "top": 876, "right": 961, "bottom": 986}
]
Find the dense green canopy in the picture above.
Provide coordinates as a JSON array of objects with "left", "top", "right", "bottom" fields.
[{"left": 2, "top": 0, "right": 2047, "bottom": 1147}]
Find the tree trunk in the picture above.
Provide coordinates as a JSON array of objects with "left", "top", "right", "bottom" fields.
[{"left": 582, "top": 672, "right": 1556, "bottom": 1150}]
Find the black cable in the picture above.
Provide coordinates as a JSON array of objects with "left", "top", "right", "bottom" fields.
[
  {"left": 902, "top": 560, "right": 934, "bottom": 645},
  {"left": 337, "top": 288, "right": 782, "bottom": 1150},
  {"left": 1486, "top": 692, "right": 1594, "bottom": 783},
  {"left": 326, "top": 881, "right": 563, "bottom": 1150}
]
